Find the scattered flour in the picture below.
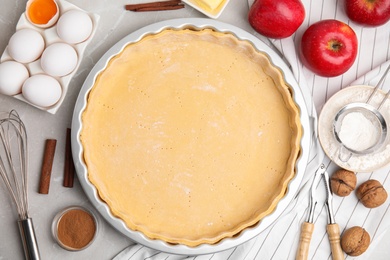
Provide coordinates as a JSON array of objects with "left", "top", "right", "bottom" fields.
[{"left": 319, "top": 86, "right": 390, "bottom": 172}]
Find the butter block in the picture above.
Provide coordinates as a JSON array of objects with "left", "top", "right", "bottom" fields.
[
  {"left": 182, "top": 0, "right": 229, "bottom": 18},
  {"left": 196, "top": 0, "right": 224, "bottom": 10}
]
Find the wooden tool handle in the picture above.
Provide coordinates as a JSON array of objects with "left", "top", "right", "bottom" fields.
[
  {"left": 296, "top": 222, "right": 314, "bottom": 260},
  {"left": 326, "top": 224, "right": 344, "bottom": 260}
]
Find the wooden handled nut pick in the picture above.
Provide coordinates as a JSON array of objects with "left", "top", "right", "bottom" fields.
[{"left": 296, "top": 164, "right": 344, "bottom": 260}]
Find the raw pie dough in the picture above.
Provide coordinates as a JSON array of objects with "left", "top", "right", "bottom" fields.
[{"left": 81, "top": 29, "right": 302, "bottom": 246}]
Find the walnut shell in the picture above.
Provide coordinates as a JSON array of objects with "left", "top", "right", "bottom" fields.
[
  {"left": 356, "top": 179, "right": 387, "bottom": 208},
  {"left": 341, "top": 226, "right": 370, "bottom": 256},
  {"left": 330, "top": 169, "right": 356, "bottom": 197}
]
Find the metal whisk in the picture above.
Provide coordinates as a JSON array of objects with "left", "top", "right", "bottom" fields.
[{"left": 0, "top": 110, "right": 40, "bottom": 260}]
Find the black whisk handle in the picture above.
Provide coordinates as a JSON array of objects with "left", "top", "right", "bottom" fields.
[{"left": 18, "top": 218, "right": 40, "bottom": 260}]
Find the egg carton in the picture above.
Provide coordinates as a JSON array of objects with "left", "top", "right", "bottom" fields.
[{"left": 0, "top": 0, "right": 99, "bottom": 114}]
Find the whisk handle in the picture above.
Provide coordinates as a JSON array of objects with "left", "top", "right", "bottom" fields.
[{"left": 18, "top": 218, "right": 40, "bottom": 260}]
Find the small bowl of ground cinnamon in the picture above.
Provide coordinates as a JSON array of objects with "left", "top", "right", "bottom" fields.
[{"left": 52, "top": 206, "right": 98, "bottom": 251}]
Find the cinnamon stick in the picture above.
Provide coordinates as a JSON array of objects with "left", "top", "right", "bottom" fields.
[
  {"left": 63, "top": 128, "right": 75, "bottom": 188},
  {"left": 129, "top": 5, "right": 184, "bottom": 11},
  {"left": 39, "top": 139, "right": 57, "bottom": 194},
  {"left": 125, "top": 0, "right": 184, "bottom": 11}
]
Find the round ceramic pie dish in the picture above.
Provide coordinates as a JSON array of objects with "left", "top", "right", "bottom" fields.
[{"left": 71, "top": 18, "right": 312, "bottom": 255}]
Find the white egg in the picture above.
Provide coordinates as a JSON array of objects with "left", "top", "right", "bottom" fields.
[
  {"left": 0, "top": 61, "right": 29, "bottom": 96},
  {"left": 22, "top": 74, "right": 62, "bottom": 108},
  {"left": 41, "top": 43, "right": 78, "bottom": 77},
  {"left": 56, "top": 10, "right": 93, "bottom": 44},
  {"left": 8, "top": 29, "right": 45, "bottom": 63}
]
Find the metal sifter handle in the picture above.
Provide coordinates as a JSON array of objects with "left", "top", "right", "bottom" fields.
[{"left": 18, "top": 218, "right": 41, "bottom": 260}]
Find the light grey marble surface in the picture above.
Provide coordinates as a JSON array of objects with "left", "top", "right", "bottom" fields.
[{"left": 0, "top": 0, "right": 389, "bottom": 259}]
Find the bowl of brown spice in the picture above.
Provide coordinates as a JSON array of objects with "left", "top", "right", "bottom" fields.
[{"left": 52, "top": 206, "right": 98, "bottom": 251}]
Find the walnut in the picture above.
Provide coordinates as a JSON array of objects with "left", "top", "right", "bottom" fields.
[
  {"left": 356, "top": 179, "right": 387, "bottom": 208},
  {"left": 330, "top": 169, "right": 356, "bottom": 196},
  {"left": 341, "top": 226, "right": 370, "bottom": 256}
]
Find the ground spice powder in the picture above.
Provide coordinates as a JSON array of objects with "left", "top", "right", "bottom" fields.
[{"left": 57, "top": 208, "right": 96, "bottom": 250}]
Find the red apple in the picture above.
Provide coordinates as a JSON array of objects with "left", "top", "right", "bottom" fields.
[
  {"left": 300, "top": 20, "right": 358, "bottom": 77},
  {"left": 345, "top": 0, "right": 390, "bottom": 27},
  {"left": 248, "top": 0, "right": 305, "bottom": 39}
]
